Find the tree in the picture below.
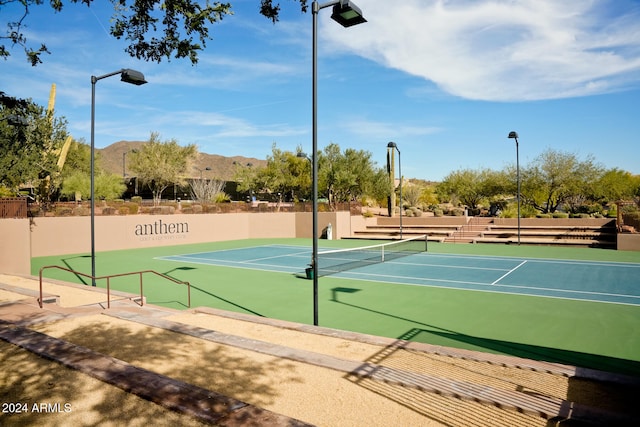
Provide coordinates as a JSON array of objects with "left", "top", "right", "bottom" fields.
[
  {"left": 520, "top": 149, "right": 603, "bottom": 214},
  {"left": 60, "top": 142, "right": 126, "bottom": 201},
  {"left": 128, "top": 132, "right": 198, "bottom": 205},
  {"left": 59, "top": 171, "right": 89, "bottom": 201},
  {"left": 318, "top": 143, "right": 383, "bottom": 209},
  {"left": 436, "top": 169, "right": 494, "bottom": 210},
  {"left": 190, "top": 178, "right": 226, "bottom": 202},
  {"left": 235, "top": 144, "right": 310, "bottom": 205},
  {"left": 593, "top": 169, "right": 640, "bottom": 205},
  {"left": 0, "top": 94, "right": 66, "bottom": 200},
  {"left": 2, "top": 0, "right": 308, "bottom": 66}
]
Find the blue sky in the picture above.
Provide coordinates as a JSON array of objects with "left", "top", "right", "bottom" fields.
[{"left": 2, "top": 0, "right": 640, "bottom": 181}]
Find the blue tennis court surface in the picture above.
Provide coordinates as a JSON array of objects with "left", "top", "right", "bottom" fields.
[{"left": 157, "top": 244, "right": 640, "bottom": 306}]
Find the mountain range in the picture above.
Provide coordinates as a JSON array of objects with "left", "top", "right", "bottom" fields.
[{"left": 97, "top": 141, "right": 266, "bottom": 182}]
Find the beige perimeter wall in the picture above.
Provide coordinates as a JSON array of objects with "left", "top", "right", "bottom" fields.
[{"left": 0, "top": 212, "right": 351, "bottom": 275}]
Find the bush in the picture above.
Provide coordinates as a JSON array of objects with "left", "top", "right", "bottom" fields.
[
  {"left": 102, "top": 206, "right": 117, "bottom": 215},
  {"left": 55, "top": 206, "right": 73, "bottom": 216},
  {"left": 213, "top": 192, "right": 231, "bottom": 203},
  {"left": 124, "top": 202, "right": 139, "bottom": 214},
  {"left": 118, "top": 206, "right": 130, "bottom": 215},
  {"left": 570, "top": 213, "right": 590, "bottom": 219},
  {"left": 131, "top": 196, "right": 142, "bottom": 205},
  {"left": 362, "top": 210, "right": 374, "bottom": 218},
  {"left": 433, "top": 208, "right": 443, "bottom": 217},
  {"left": 552, "top": 212, "right": 569, "bottom": 218},
  {"left": 150, "top": 206, "right": 175, "bottom": 215},
  {"left": 407, "top": 206, "right": 422, "bottom": 217},
  {"left": 72, "top": 206, "right": 90, "bottom": 216}
]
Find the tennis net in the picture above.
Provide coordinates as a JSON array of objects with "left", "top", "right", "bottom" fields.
[{"left": 315, "top": 235, "right": 427, "bottom": 277}]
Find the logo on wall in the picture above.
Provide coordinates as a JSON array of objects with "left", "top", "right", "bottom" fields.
[{"left": 135, "top": 219, "right": 189, "bottom": 242}]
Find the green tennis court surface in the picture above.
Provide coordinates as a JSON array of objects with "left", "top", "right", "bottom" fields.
[
  {"left": 33, "top": 238, "right": 640, "bottom": 376},
  {"left": 158, "top": 243, "right": 640, "bottom": 306}
]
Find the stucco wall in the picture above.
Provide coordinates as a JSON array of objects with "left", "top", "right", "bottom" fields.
[
  {"left": 492, "top": 218, "right": 615, "bottom": 227},
  {"left": 0, "top": 212, "right": 352, "bottom": 275},
  {"left": 617, "top": 233, "right": 640, "bottom": 251},
  {"left": 29, "top": 213, "right": 297, "bottom": 257},
  {"left": 0, "top": 219, "right": 31, "bottom": 275}
]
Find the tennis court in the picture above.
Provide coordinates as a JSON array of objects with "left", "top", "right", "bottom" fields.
[
  {"left": 33, "top": 238, "right": 640, "bottom": 375},
  {"left": 157, "top": 241, "right": 640, "bottom": 306}
]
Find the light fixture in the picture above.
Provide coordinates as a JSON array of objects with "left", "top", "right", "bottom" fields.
[
  {"left": 90, "top": 68, "right": 147, "bottom": 285},
  {"left": 387, "top": 142, "right": 402, "bottom": 239},
  {"left": 330, "top": 0, "right": 367, "bottom": 27},
  {"left": 508, "top": 131, "right": 520, "bottom": 245},
  {"left": 310, "top": 0, "right": 366, "bottom": 325}
]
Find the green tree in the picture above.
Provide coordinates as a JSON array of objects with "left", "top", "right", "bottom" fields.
[
  {"left": 128, "top": 132, "right": 198, "bottom": 205},
  {"left": 593, "top": 169, "right": 640, "bottom": 205},
  {"left": 318, "top": 143, "right": 383, "bottom": 209},
  {"left": 520, "top": 149, "right": 603, "bottom": 214},
  {"left": 2, "top": 0, "right": 308, "bottom": 65},
  {"left": 95, "top": 172, "right": 127, "bottom": 201},
  {"left": 235, "top": 144, "right": 310, "bottom": 204},
  {"left": 436, "top": 168, "right": 499, "bottom": 210},
  {"left": 60, "top": 171, "right": 89, "bottom": 201},
  {"left": 0, "top": 94, "right": 66, "bottom": 200}
]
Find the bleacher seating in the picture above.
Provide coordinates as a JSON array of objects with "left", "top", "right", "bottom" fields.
[{"left": 350, "top": 216, "right": 618, "bottom": 248}]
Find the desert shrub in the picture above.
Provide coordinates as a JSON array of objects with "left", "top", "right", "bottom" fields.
[
  {"left": 552, "top": 212, "right": 569, "bottom": 218},
  {"left": 73, "top": 206, "right": 90, "bottom": 216},
  {"left": 124, "top": 202, "right": 139, "bottom": 214},
  {"left": 570, "top": 213, "right": 590, "bottom": 218},
  {"left": 55, "top": 206, "right": 73, "bottom": 216},
  {"left": 150, "top": 206, "right": 175, "bottom": 215},
  {"left": 213, "top": 192, "right": 230, "bottom": 203},
  {"left": 102, "top": 206, "right": 117, "bottom": 215},
  {"left": 408, "top": 206, "right": 422, "bottom": 217}
]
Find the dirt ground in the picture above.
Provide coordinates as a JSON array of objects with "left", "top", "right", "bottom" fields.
[{"left": 1, "top": 274, "right": 638, "bottom": 427}]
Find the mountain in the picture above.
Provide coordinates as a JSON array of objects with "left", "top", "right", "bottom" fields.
[{"left": 97, "top": 141, "right": 266, "bottom": 182}]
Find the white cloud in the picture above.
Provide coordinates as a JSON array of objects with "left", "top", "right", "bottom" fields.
[
  {"left": 152, "top": 111, "right": 306, "bottom": 139},
  {"left": 323, "top": 0, "right": 640, "bottom": 101}
]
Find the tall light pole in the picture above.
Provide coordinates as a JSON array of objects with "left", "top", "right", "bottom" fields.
[
  {"left": 311, "top": 0, "right": 366, "bottom": 325},
  {"left": 195, "top": 166, "right": 212, "bottom": 180},
  {"left": 91, "top": 69, "right": 146, "bottom": 285},
  {"left": 508, "top": 131, "right": 520, "bottom": 245},
  {"left": 387, "top": 141, "right": 402, "bottom": 239}
]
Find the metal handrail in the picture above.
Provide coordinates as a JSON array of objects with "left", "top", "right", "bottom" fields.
[{"left": 38, "top": 266, "right": 190, "bottom": 309}]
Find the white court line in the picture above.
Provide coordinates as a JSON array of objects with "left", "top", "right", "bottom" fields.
[
  {"left": 388, "top": 258, "right": 510, "bottom": 272},
  {"left": 337, "top": 269, "right": 640, "bottom": 302},
  {"left": 491, "top": 260, "right": 528, "bottom": 285},
  {"left": 243, "top": 250, "right": 309, "bottom": 264},
  {"left": 158, "top": 255, "right": 302, "bottom": 273}
]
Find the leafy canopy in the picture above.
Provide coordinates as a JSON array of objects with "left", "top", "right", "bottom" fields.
[
  {"left": 1, "top": 0, "right": 308, "bottom": 65},
  {"left": 128, "top": 132, "right": 198, "bottom": 205}
]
